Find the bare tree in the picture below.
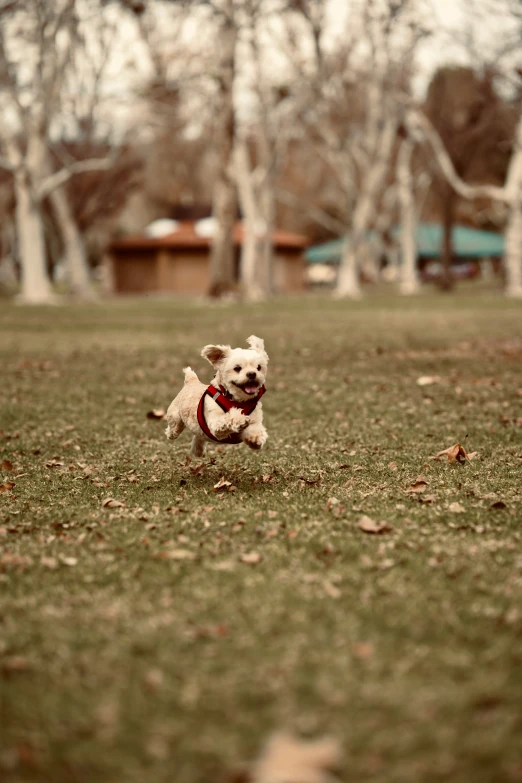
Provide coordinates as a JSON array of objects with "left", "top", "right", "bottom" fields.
[
  {"left": 234, "top": 3, "right": 289, "bottom": 300},
  {"left": 0, "top": 0, "right": 117, "bottom": 302},
  {"left": 282, "top": 0, "right": 426, "bottom": 298},
  {"left": 410, "top": 107, "right": 522, "bottom": 297},
  {"left": 396, "top": 126, "right": 420, "bottom": 294},
  {"left": 208, "top": 0, "right": 239, "bottom": 297}
]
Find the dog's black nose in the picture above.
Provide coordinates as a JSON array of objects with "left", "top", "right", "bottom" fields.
[{"left": 246, "top": 371, "right": 257, "bottom": 380}]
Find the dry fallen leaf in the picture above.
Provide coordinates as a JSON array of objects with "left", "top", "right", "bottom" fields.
[
  {"left": 45, "top": 459, "right": 65, "bottom": 468},
  {"left": 163, "top": 548, "right": 196, "bottom": 561},
  {"left": 352, "top": 641, "right": 374, "bottom": 660},
  {"left": 417, "top": 375, "right": 439, "bottom": 386},
  {"left": 101, "top": 498, "right": 125, "bottom": 508},
  {"left": 1, "top": 460, "right": 14, "bottom": 471},
  {"left": 240, "top": 551, "right": 262, "bottom": 565},
  {"left": 58, "top": 555, "right": 78, "bottom": 566},
  {"left": 430, "top": 443, "right": 476, "bottom": 464},
  {"left": 143, "top": 668, "right": 164, "bottom": 690},
  {"left": 448, "top": 502, "right": 465, "bottom": 514},
  {"left": 146, "top": 408, "right": 166, "bottom": 420},
  {"left": 0, "top": 481, "right": 15, "bottom": 492},
  {"left": 213, "top": 477, "right": 232, "bottom": 491},
  {"left": 324, "top": 581, "right": 341, "bottom": 599},
  {"left": 406, "top": 475, "right": 429, "bottom": 493},
  {"left": 2, "top": 656, "right": 32, "bottom": 674},
  {"left": 251, "top": 731, "right": 341, "bottom": 783},
  {"left": 40, "top": 556, "right": 58, "bottom": 569},
  {"left": 358, "top": 515, "right": 392, "bottom": 534}
]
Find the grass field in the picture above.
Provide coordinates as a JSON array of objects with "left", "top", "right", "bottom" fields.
[{"left": 1, "top": 290, "right": 522, "bottom": 783}]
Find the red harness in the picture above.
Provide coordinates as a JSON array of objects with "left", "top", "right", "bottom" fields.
[{"left": 197, "top": 384, "right": 266, "bottom": 444}]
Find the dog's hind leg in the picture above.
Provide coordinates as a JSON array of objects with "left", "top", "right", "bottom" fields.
[
  {"left": 165, "top": 405, "right": 185, "bottom": 441},
  {"left": 190, "top": 435, "right": 206, "bottom": 458}
]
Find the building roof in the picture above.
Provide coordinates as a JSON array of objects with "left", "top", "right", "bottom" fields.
[
  {"left": 305, "top": 223, "right": 504, "bottom": 263},
  {"left": 111, "top": 221, "right": 308, "bottom": 252}
]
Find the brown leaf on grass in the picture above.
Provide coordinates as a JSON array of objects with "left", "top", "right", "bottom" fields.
[
  {"left": 491, "top": 501, "right": 507, "bottom": 510},
  {"left": 406, "top": 475, "right": 429, "bottom": 493},
  {"left": 448, "top": 502, "right": 465, "bottom": 514},
  {"left": 58, "top": 555, "right": 78, "bottom": 567},
  {"left": 40, "top": 556, "right": 58, "bottom": 569},
  {"left": 2, "top": 656, "right": 32, "bottom": 675},
  {"left": 416, "top": 375, "right": 439, "bottom": 386},
  {"left": 326, "top": 497, "right": 339, "bottom": 511},
  {"left": 144, "top": 669, "right": 164, "bottom": 690},
  {"left": 251, "top": 731, "right": 341, "bottom": 783},
  {"left": 324, "top": 581, "right": 341, "bottom": 599},
  {"left": 430, "top": 443, "right": 476, "bottom": 464},
  {"left": 240, "top": 551, "right": 262, "bottom": 565},
  {"left": 101, "top": 498, "right": 125, "bottom": 508},
  {"left": 358, "top": 515, "right": 392, "bottom": 534},
  {"left": 189, "top": 463, "right": 206, "bottom": 477},
  {"left": 160, "top": 548, "right": 196, "bottom": 561},
  {"left": 352, "top": 641, "right": 374, "bottom": 660},
  {"left": 146, "top": 408, "right": 166, "bottom": 419},
  {"left": 167, "top": 548, "right": 195, "bottom": 560},
  {"left": 1, "top": 460, "right": 14, "bottom": 471},
  {"left": 1, "top": 553, "right": 33, "bottom": 569},
  {"left": 0, "top": 481, "right": 15, "bottom": 492},
  {"left": 213, "top": 477, "right": 232, "bottom": 491},
  {"left": 45, "top": 459, "right": 64, "bottom": 468}
]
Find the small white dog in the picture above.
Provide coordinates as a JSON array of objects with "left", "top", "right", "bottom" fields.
[{"left": 166, "top": 335, "right": 268, "bottom": 458}]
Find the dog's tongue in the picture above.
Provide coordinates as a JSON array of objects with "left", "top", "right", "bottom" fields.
[{"left": 244, "top": 383, "right": 258, "bottom": 395}]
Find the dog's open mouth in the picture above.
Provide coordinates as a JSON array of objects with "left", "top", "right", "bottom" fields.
[{"left": 233, "top": 381, "right": 259, "bottom": 396}]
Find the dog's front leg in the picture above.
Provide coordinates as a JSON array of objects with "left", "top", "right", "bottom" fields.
[{"left": 207, "top": 407, "right": 250, "bottom": 440}]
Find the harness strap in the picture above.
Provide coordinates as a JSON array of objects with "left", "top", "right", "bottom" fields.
[{"left": 197, "top": 384, "right": 266, "bottom": 444}]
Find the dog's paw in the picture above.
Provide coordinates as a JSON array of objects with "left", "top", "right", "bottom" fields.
[
  {"left": 228, "top": 409, "right": 250, "bottom": 432},
  {"left": 243, "top": 425, "right": 267, "bottom": 450}
]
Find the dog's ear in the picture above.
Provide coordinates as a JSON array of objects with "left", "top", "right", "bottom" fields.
[
  {"left": 201, "top": 344, "right": 231, "bottom": 366},
  {"left": 246, "top": 335, "right": 265, "bottom": 354}
]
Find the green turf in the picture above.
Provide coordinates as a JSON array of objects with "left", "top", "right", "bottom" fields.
[{"left": 1, "top": 290, "right": 522, "bottom": 783}]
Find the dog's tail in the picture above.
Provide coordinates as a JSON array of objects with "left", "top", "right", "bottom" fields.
[{"left": 183, "top": 366, "right": 199, "bottom": 384}]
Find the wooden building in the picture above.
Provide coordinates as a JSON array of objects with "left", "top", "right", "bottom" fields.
[{"left": 108, "top": 221, "right": 307, "bottom": 295}]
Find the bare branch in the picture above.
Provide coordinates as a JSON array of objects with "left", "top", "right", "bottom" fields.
[
  {"left": 409, "top": 109, "right": 509, "bottom": 203},
  {"left": 37, "top": 155, "right": 117, "bottom": 199},
  {"left": 275, "top": 188, "right": 347, "bottom": 234}
]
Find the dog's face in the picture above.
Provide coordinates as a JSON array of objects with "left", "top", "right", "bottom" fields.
[{"left": 201, "top": 335, "right": 268, "bottom": 402}]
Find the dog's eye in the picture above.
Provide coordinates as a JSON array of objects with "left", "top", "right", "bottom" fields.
[
  {"left": 234, "top": 365, "right": 241, "bottom": 373},
  {"left": 257, "top": 365, "right": 261, "bottom": 371}
]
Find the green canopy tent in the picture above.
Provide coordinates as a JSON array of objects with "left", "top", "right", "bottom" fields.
[{"left": 305, "top": 223, "right": 504, "bottom": 264}]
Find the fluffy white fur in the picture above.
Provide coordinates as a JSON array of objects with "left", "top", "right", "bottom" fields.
[{"left": 165, "top": 335, "right": 268, "bottom": 457}]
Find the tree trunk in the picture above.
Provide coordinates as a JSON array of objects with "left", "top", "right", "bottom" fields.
[
  {"left": 14, "top": 169, "right": 54, "bottom": 304},
  {"left": 397, "top": 139, "right": 420, "bottom": 295},
  {"left": 504, "top": 187, "right": 522, "bottom": 298},
  {"left": 440, "top": 186, "right": 454, "bottom": 292},
  {"left": 259, "top": 178, "right": 274, "bottom": 295},
  {"left": 504, "top": 116, "right": 522, "bottom": 298},
  {"left": 48, "top": 184, "right": 97, "bottom": 299},
  {"left": 235, "top": 140, "right": 265, "bottom": 301},
  {"left": 208, "top": 7, "right": 237, "bottom": 298},
  {"left": 336, "top": 233, "right": 362, "bottom": 298},
  {"left": 335, "top": 117, "right": 397, "bottom": 298}
]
